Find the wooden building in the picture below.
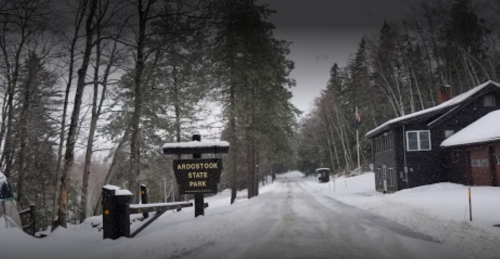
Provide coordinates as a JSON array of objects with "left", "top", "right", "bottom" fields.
[
  {"left": 441, "top": 110, "right": 500, "bottom": 186},
  {"left": 366, "top": 80, "right": 500, "bottom": 193}
]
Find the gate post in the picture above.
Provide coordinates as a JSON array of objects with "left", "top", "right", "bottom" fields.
[
  {"left": 192, "top": 134, "right": 204, "bottom": 217},
  {"left": 141, "top": 184, "right": 148, "bottom": 219},
  {"left": 102, "top": 186, "right": 132, "bottom": 239}
]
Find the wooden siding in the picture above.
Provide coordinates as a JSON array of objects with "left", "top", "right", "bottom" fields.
[
  {"left": 372, "top": 130, "right": 398, "bottom": 192},
  {"left": 370, "top": 83, "right": 500, "bottom": 192},
  {"left": 437, "top": 87, "right": 500, "bottom": 184},
  {"left": 400, "top": 121, "right": 447, "bottom": 188},
  {"left": 445, "top": 147, "right": 468, "bottom": 185},
  {"left": 394, "top": 127, "right": 407, "bottom": 191},
  {"left": 468, "top": 147, "right": 492, "bottom": 185},
  {"left": 494, "top": 143, "right": 500, "bottom": 186}
]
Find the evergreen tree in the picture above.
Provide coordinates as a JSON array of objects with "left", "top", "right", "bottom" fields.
[
  {"left": 210, "top": 0, "right": 298, "bottom": 201},
  {"left": 13, "top": 52, "right": 59, "bottom": 229}
]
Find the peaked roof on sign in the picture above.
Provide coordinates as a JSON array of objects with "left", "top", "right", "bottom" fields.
[
  {"left": 365, "top": 80, "right": 500, "bottom": 138},
  {"left": 441, "top": 110, "right": 500, "bottom": 147},
  {"left": 162, "top": 140, "right": 229, "bottom": 149}
]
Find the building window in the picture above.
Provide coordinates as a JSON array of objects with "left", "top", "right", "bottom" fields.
[
  {"left": 388, "top": 132, "right": 394, "bottom": 150},
  {"left": 496, "top": 154, "right": 500, "bottom": 165},
  {"left": 484, "top": 95, "right": 496, "bottom": 107},
  {"left": 481, "top": 159, "right": 489, "bottom": 167},
  {"left": 388, "top": 168, "right": 395, "bottom": 186},
  {"left": 383, "top": 166, "right": 387, "bottom": 185},
  {"left": 471, "top": 159, "right": 477, "bottom": 167},
  {"left": 375, "top": 132, "right": 394, "bottom": 154},
  {"left": 376, "top": 167, "right": 381, "bottom": 184},
  {"left": 471, "top": 158, "right": 489, "bottom": 167},
  {"left": 445, "top": 130, "right": 454, "bottom": 139},
  {"left": 406, "top": 130, "right": 431, "bottom": 151}
]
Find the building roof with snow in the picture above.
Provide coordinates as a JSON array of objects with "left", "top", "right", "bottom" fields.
[
  {"left": 366, "top": 80, "right": 500, "bottom": 138},
  {"left": 441, "top": 110, "right": 500, "bottom": 147}
]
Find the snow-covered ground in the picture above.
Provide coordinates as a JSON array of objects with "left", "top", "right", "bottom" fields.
[
  {"left": 1, "top": 171, "right": 499, "bottom": 259},
  {"left": 302, "top": 172, "right": 500, "bottom": 259}
]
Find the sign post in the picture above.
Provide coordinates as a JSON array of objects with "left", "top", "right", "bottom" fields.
[
  {"left": 163, "top": 134, "right": 229, "bottom": 218},
  {"left": 192, "top": 134, "right": 204, "bottom": 217}
]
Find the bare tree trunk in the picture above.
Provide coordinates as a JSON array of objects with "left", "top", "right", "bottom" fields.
[
  {"left": 246, "top": 126, "right": 252, "bottom": 199},
  {"left": 254, "top": 142, "right": 259, "bottom": 196},
  {"left": 52, "top": 0, "right": 88, "bottom": 226},
  {"left": 53, "top": 0, "right": 98, "bottom": 231},
  {"left": 330, "top": 100, "right": 350, "bottom": 172},
  {"left": 173, "top": 64, "right": 182, "bottom": 143},
  {"left": 80, "top": 37, "right": 116, "bottom": 221},
  {"left": 230, "top": 82, "right": 237, "bottom": 204},
  {"left": 128, "top": 0, "right": 159, "bottom": 204},
  {"left": 320, "top": 104, "right": 337, "bottom": 171},
  {"left": 0, "top": 26, "right": 26, "bottom": 179}
]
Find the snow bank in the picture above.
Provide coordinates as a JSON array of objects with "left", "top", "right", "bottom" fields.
[
  {"left": 301, "top": 172, "right": 500, "bottom": 259},
  {"left": 2, "top": 171, "right": 499, "bottom": 259}
]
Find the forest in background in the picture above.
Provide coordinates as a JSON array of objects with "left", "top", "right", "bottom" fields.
[
  {"left": 3, "top": 0, "right": 500, "bottom": 234},
  {"left": 297, "top": 0, "right": 500, "bottom": 176},
  {"left": 0, "top": 0, "right": 298, "bottom": 232}
]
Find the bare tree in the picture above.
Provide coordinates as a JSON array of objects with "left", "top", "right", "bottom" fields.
[
  {"left": 53, "top": 0, "right": 99, "bottom": 231},
  {"left": 79, "top": 0, "right": 127, "bottom": 222}
]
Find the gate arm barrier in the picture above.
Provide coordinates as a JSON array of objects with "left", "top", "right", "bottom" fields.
[
  {"left": 128, "top": 202, "right": 208, "bottom": 238},
  {"left": 130, "top": 201, "right": 194, "bottom": 214},
  {"left": 102, "top": 184, "right": 209, "bottom": 239}
]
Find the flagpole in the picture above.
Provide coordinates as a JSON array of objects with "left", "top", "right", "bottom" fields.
[{"left": 356, "top": 106, "right": 361, "bottom": 174}]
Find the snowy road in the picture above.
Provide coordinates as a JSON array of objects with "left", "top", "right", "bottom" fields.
[
  {"left": 174, "top": 177, "right": 468, "bottom": 259},
  {"left": 4, "top": 172, "right": 492, "bottom": 259}
]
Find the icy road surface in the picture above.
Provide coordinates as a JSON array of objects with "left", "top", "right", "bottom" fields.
[{"left": 176, "top": 177, "right": 468, "bottom": 259}]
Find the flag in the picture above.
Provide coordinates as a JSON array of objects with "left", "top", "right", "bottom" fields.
[{"left": 355, "top": 108, "right": 360, "bottom": 130}]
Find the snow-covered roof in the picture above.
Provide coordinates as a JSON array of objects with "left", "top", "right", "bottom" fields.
[
  {"left": 162, "top": 140, "right": 229, "bottom": 149},
  {"left": 441, "top": 110, "right": 500, "bottom": 147},
  {"left": 115, "top": 190, "right": 133, "bottom": 196},
  {"left": 102, "top": 184, "right": 121, "bottom": 191},
  {"left": 102, "top": 184, "right": 132, "bottom": 196},
  {"left": 315, "top": 168, "right": 330, "bottom": 171},
  {"left": 366, "top": 80, "right": 500, "bottom": 138}
]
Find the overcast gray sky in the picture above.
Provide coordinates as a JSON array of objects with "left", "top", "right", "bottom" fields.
[{"left": 257, "top": 0, "right": 408, "bottom": 116}]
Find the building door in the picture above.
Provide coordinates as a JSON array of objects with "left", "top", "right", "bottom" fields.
[{"left": 468, "top": 147, "right": 492, "bottom": 186}]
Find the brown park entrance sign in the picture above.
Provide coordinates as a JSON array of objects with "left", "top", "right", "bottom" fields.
[{"left": 173, "top": 158, "right": 222, "bottom": 194}]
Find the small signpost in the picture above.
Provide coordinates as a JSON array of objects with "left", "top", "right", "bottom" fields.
[
  {"left": 101, "top": 135, "right": 227, "bottom": 240},
  {"left": 163, "top": 134, "right": 229, "bottom": 218},
  {"left": 173, "top": 158, "right": 222, "bottom": 194}
]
